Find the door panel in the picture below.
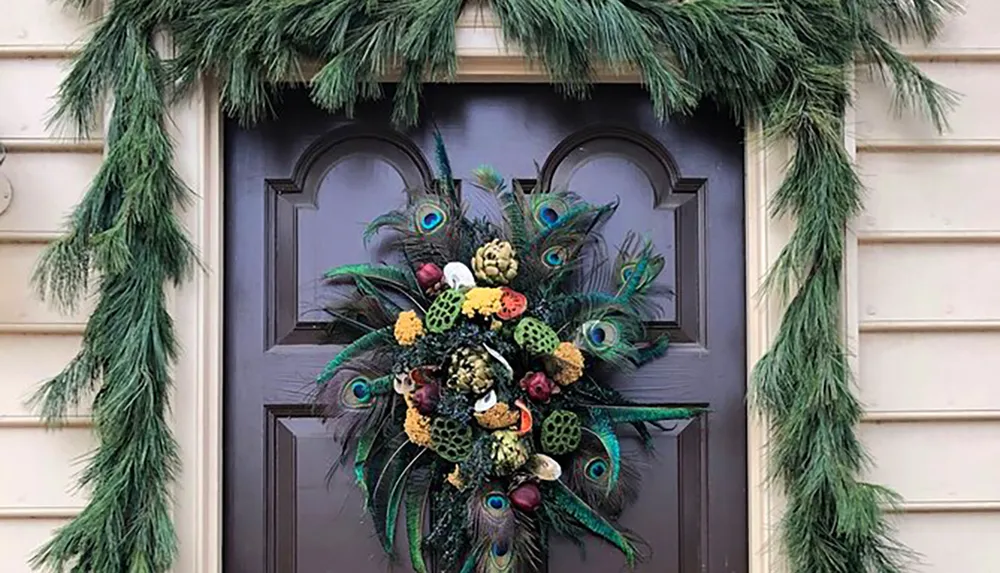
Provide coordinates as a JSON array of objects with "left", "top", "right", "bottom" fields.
[{"left": 224, "top": 84, "right": 746, "bottom": 573}]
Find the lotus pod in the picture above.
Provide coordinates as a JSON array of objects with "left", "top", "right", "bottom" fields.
[
  {"left": 491, "top": 430, "right": 531, "bottom": 475},
  {"left": 425, "top": 288, "right": 465, "bottom": 333},
  {"left": 431, "top": 418, "right": 475, "bottom": 462},
  {"left": 472, "top": 239, "right": 518, "bottom": 285},
  {"left": 541, "top": 410, "right": 582, "bottom": 455},
  {"left": 514, "top": 317, "right": 559, "bottom": 355}
]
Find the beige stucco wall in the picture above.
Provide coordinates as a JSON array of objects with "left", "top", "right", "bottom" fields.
[{"left": 0, "top": 2, "right": 997, "bottom": 572}]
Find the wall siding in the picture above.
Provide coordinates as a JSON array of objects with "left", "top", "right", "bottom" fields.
[
  {"left": 0, "top": 1, "right": 997, "bottom": 572},
  {"left": 0, "top": 1, "right": 100, "bottom": 567},
  {"left": 854, "top": 2, "right": 1000, "bottom": 570}
]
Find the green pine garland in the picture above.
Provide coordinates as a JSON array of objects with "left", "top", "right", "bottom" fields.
[{"left": 31, "top": 0, "right": 956, "bottom": 572}]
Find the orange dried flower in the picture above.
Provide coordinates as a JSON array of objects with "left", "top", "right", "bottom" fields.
[{"left": 551, "top": 342, "right": 584, "bottom": 385}]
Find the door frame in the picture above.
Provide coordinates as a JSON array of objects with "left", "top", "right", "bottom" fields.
[{"left": 164, "top": 33, "right": 857, "bottom": 573}]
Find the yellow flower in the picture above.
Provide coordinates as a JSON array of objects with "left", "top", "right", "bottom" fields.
[
  {"left": 404, "top": 402, "right": 433, "bottom": 447},
  {"left": 394, "top": 310, "right": 425, "bottom": 346},
  {"left": 551, "top": 341, "right": 585, "bottom": 385},
  {"left": 461, "top": 287, "right": 504, "bottom": 318}
]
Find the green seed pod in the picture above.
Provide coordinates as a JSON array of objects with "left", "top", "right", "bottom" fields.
[
  {"left": 514, "top": 317, "right": 559, "bottom": 355},
  {"left": 540, "top": 410, "right": 581, "bottom": 455},
  {"left": 431, "top": 417, "right": 475, "bottom": 462},
  {"left": 425, "top": 288, "right": 465, "bottom": 333}
]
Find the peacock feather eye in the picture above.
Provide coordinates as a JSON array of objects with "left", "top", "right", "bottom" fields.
[
  {"left": 532, "top": 196, "right": 568, "bottom": 229},
  {"left": 492, "top": 540, "right": 510, "bottom": 557},
  {"left": 339, "top": 377, "right": 374, "bottom": 409},
  {"left": 542, "top": 246, "right": 567, "bottom": 268},
  {"left": 580, "top": 320, "right": 620, "bottom": 350},
  {"left": 484, "top": 492, "right": 510, "bottom": 512},
  {"left": 618, "top": 256, "right": 665, "bottom": 290},
  {"left": 415, "top": 202, "right": 447, "bottom": 233},
  {"left": 585, "top": 458, "right": 609, "bottom": 480},
  {"left": 620, "top": 264, "right": 636, "bottom": 284}
]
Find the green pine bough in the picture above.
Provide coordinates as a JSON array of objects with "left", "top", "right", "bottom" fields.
[{"left": 32, "top": 0, "right": 956, "bottom": 572}]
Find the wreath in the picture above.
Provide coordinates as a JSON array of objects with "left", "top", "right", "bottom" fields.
[
  {"left": 316, "top": 139, "right": 695, "bottom": 570},
  {"left": 29, "top": 1, "right": 954, "bottom": 572}
]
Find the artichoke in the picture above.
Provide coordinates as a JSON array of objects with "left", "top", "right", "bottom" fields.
[
  {"left": 491, "top": 430, "right": 530, "bottom": 474},
  {"left": 472, "top": 239, "right": 518, "bottom": 285},
  {"left": 449, "top": 347, "right": 495, "bottom": 393}
]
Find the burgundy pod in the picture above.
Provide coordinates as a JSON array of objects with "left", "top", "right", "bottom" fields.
[
  {"left": 519, "top": 371, "right": 556, "bottom": 402},
  {"left": 509, "top": 482, "right": 542, "bottom": 513},
  {"left": 415, "top": 263, "right": 444, "bottom": 290},
  {"left": 411, "top": 382, "right": 440, "bottom": 415}
]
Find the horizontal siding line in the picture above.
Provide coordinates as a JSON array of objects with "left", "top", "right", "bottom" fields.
[
  {"left": 888, "top": 500, "right": 1000, "bottom": 514},
  {"left": 296, "top": 55, "right": 641, "bottom": 83},
  {"left": 857, "top": 139, "right": 1000, "bottom": 153},
  {"left": 863, "top": 410, "right": 1000, "bottom": 423},
  {"left": 0, "top": 323, "right": 86, "bottom": 335},
  {"left": 0, "top": 416, "right": 92, "bottom": 429},
  {"left": 0, "top": 507, "right": 81, "bottom": 520},
  {"left": 1, "top": 138, "right": 104, "bottom": 153},
  {"left": 0, "top": 45, "right": 82, "bottom": 59},
  {"left": 456, "top": 7, "right": 498, "bottom": 28},
  {"left": 857, "top": 231, "right": 1000, "bottom": 245},
  {"left": 3, "top": 41, "right": 993, "bottom": 63},
  {"left": 859, "top": 319, "right": 1000, "bottom": 333},
  {"left": 0, "top": 231, "right": 62, "bottom": 244},
  {"left": 893, "top": 48, "right": 1000, "bottom": 63}
]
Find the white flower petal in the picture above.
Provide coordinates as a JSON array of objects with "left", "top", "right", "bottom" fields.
[
  {"left": 482, "top": 343, "right": 513, "bottom": 379},
  {"left": 394, "top": 373, "right": 415, "bottom": 395},
  {"left": 528, "top": 454, "right": 562, "bottom": 481},
  {"left": 474, "top": 390, "right": 498, "bottom": 412},
  {"left": 443, "top": 262, "right": 476, "bottom": 289}
]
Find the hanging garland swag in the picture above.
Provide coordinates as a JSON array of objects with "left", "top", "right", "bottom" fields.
[{"left": 31, "top": 0, "right": 954, "bottom": 572}]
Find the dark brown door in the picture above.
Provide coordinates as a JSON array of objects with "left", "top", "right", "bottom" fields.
[{"left": 223, "top": 84, "right": 746, "bottom": 573}]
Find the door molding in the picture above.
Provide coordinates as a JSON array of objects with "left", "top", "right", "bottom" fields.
[{"left": 168, "top": 46, "right": 804, "bottom": 573}]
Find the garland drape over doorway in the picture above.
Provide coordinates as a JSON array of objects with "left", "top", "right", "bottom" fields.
[{"left": 30, "top": 1, "right": 954, "bottom": 572}]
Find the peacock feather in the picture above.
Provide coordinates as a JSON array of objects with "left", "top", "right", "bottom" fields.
[
  {"left": 547, "top": 481, "right": 637, "bottom": 566},
  {"left": 315, "top": 327, "right": 393, "bottom": 384},
  {"left": 575, "top": 316, "right": 643, "bottom": 370},
  {"left": 406, "top": 494, "right": 429, "bottom": 572},
  {"left": 568, "top": 431, "right": 641, "bottom": 518},
  {"left": 589, "top": 404, "right": 705, "bottom": 424},
  {"left": 325, "top": 263, "right": 422, "bottom": 294},
  {"left": 583, "top": 411, "right": 621, "bottom": 494}
]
